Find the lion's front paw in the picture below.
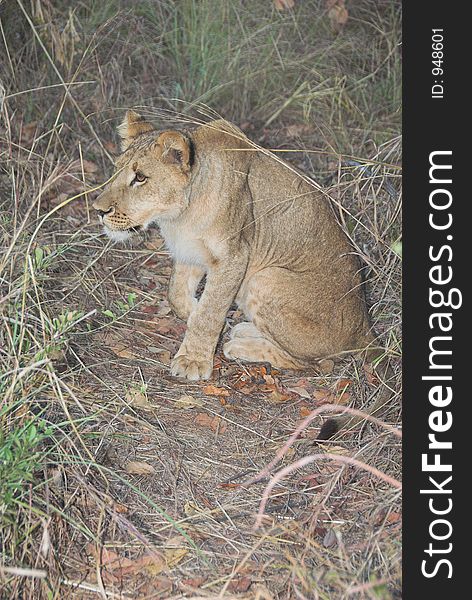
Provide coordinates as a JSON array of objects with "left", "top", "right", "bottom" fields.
[{"left": 170, "top": 353, "right": 213, "bottom": 381}]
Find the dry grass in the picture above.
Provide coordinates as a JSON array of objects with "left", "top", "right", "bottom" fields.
[{"left": 1, "top": 1, "right": 401, "bottom": 598}]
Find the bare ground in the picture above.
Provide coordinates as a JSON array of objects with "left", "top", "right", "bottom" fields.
[{"left": 17, "top": 142, "right": 401, "bottom": 597}]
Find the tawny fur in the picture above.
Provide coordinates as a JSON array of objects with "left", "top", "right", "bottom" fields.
[{"left": 93, "top": 112, "right": 392, "bottom": 436}]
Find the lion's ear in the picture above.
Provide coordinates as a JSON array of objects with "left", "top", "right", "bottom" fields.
[
  {"left": 157, "top": 131, "right": 193, "bottom": 173},
  {"left": 117, "top": 110, "right": 154, "bottom": 151}
]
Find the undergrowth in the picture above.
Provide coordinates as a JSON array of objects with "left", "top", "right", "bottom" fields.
[{"left": 1, "top": 1, "right": 401, "bottom": 598}]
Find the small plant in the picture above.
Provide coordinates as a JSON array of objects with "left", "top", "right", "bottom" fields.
[
  {"left": 0, "top": 413, "right": 51, "bottom": 527},
  {"left": 32, "top": 244, "right": 71, "bottom": 273},
  {"left": 103, "top": 292, "right": 138, "bottom": 320},
  {"left": 33, "top": 310, "right": 85, "bottom": 362}
]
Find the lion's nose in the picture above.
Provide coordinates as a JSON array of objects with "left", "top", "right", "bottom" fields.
[{"left": 96, "top": 206, "right": 115, "bottom": 218}]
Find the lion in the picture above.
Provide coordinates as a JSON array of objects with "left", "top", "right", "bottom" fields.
[{"left": 93, "top": 111, "right": 394, "bottom": 437}]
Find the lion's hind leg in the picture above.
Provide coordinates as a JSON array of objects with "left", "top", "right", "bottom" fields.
[{"left": 223, "top": 322, "right": 306, "bottom": 370}]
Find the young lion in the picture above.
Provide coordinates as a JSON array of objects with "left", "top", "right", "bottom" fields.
[{"left": 93, "top": 111, "right": 393, "bottom": 437}]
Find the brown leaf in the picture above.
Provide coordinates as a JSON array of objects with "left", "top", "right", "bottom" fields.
[
  {"left": 336, "top": 390, "right": 351, "bottom": 405},
  {"left": 158, "top": 350, "right": 172, "bottom": 365},
  {"left": 79, "top": 159, "right": 99, "bottom": 174},
  {"left": 113, "top": 502, "right": 129, "bottom": 514},
  {"left": 120, "top": 553, "right": 166, "bottom": 576},
  {"left": 288, "top": 385, "right": 312, "bottom": 399},
  {"left": 111, "top": 344, "right": 136, "bottom": 359},
  {"left": 323, "top": 528, "right": 338, "bottom": 548},
  {"left": 266, "top": 388, "right": 292, "bottom": 404},
  {"left": 164, "top": 540, "right": 189, "bottom": 568},
  {"left": 299, "top": 404, "right": 313, "bottom": 418},
  {"left": 327, "top": 1, "right": 349, "bottom": 32},
  {"left": 104, "top": 141, "right": 118, "bottom": 154},
  {"left": 96, "top": 331, "right": 137, "bottom": 359},
  {"left": 374, "top": 509, "right": 402, "bottom": 527},
  {"left": 22, "top": 121, "right": 38, "bottom": 145},
  {"left": 335, "top": 378, "right": 353, "bottom": 392},
  {"left": 228, "top": 576, "right": 252, "bottom": 593},
  {"left": 285, "top": 124, "right": 312, "bottom": 138},
  {"left": 387, "top": 511, "right": 401, "bottom": 524},
  {"left": 144, "top": 238, "right": 164, "bottom": 251},
  {"left": 203, "top": 384, "right": 230, "bottom": 397},
  {"left": 142, "top": 304, "right": 160, "bottom": 315},
  {"left": 318, "top": 443, "right": 349, "bottom": 456},
  {"left": 195, "top": 412, "right": 227, "bottom": 434},
  {"left": 88, "top": 545, "right": 128, "bottom": 570},
  {"left": 181, "top": 576, "right": 207, "bottom": 589},
  {"left": 124, "top": 461, "right": 156, "bottom": 475},
  {"left": 313, "top": 388, "right": 335, "bottom": 405},
  {"left": 274, "top": 0, "right": 295, "bottom": 10},
  {"left": 86, "top": 544, "right": 167, "bottom": 580},
  {"left": 125, "top": 387, "right": 153, "bottom": 410},
  {"left": 364, "top": 363, "right": 380, "bottom": 385},
  {"left": 134, "top": 577, "right": 173, "bottom": 595},
  {"left": 174, "top": 395, "right": 205, "bottom": 409}
]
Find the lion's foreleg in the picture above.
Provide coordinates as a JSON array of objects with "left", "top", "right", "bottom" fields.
[{"left": 170, "top": 255, "right": 248, "bottom": 380}]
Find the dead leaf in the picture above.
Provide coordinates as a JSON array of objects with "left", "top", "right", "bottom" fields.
[
  {"left": 313, "top": 388, "right": 335, "bottom": 405},
  {"left": 374, "top": 509, "right": 402, "bottom": 527},
  {"left": 181, "top": 576, "right": 207, "bottom": 589},
  {"left": 195, "top": 412, "right": 227, "bottom": 434},
  {"left": 266, "top": 388, "right": 292, "bottom": 404},
  {"left": 158, "top": 350, "right": 172, "bottom": 365},
  {"left": 203, "top": 384, "right": 230, "bottom": 397},
  {"left": 326, "top": 0, "right": 349, "bottom": 32},
  {"left": 21, "top": 121, "right": 38, "bottom": 145},
  {"left": 174, "top": 395, "right": 205, "bottom": 409},
  {"left": 228, "top": 576, "right": 252, "bottom": 593},
  {"left": 288, "top": 386, "right": 312, "bottom": 399},
  {"left": 323, "top": 528, "right": 338, "bottom": 548},
  {"left": 252, "top": 584, "right": 275, "bottom": 600},
  {"left": 142, "top": 304, "right": 160, "bottom": 315},
  {"left": 111, "top": 344, "right": 136, "bottom": 359},
  {"left": 184, "top": 501, "right": 204, "bottom": 517},
  {"left": 104, "top": 141, "right": 118, "bottom": 154},
  {"left": 364, "top": 363, "right": 380, "bottom": 385},
  {"left": 96, "top": 332, "right": 137, "bottom": 359},
  {"left": 144, "top": 238, "right": 164, "bottom": 251},
  {"left": 299, "top": 404, "right": 313, "bottom": 418},
  {"left": 120, "top": 553, "right": 166, "bottom": 576},
  {"left": 79, "top": 159, "right": 99, "bottom": 174},
  {"left": 86, "top": 544, "right": 167, "bottom": 580},
  {"left": 218, "top": 482, "right": 241, "bottom": 489},
  {"left": 87, "top": 545, "right": 125, "bottom": 569},
  {"left": 134, "top": 577, "right": 173, "bottom": 595},
  {"left": 124, "top": 461, "right": 156, "bottom": 475},
  {"left": 113, "top": 502, "right": 129, "bottom": 514},
  {"left": 336, "top": 378, "right": 353, "bottom": 392},
  {"left": 318, "top": 443, "right": 349, "bottom": 456},
  {"left": 285, "top": 124, "right": 312, "bottom": 138},
  {"left": 387, "top": 511, "right": 402, "bottom": 525},
  {"left": 336, "top": 390, "right": 351, "bottom": 405},
  {"left": 125, "top": 387, "right": 153, "bottom": 410},
  {"left": 274, "top": 0, "right": 295, "bottom": 10},
  {"left": 164, "top": 538, "right": 188, "bottom": 568}
]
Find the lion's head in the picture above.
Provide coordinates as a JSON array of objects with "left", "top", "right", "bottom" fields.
[{"left": 93, "top": 111, "right": 194, "bottom": 241}]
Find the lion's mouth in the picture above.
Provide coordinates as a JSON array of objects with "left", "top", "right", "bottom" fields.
[{"left": 103, "top": 224, "right": 143, "bottom": 243}]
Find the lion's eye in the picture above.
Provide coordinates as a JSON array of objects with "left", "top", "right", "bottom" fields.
[{"left": 131, "top": 171, "right": 147, "bottom": 186}]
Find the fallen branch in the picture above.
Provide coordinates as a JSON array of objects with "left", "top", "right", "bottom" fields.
[
  {"left": 244, "top": 404, "right": 401, "bottom": 486},
  {"left": 254, "top": 453, "right": 402, "bottom": 529}
]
